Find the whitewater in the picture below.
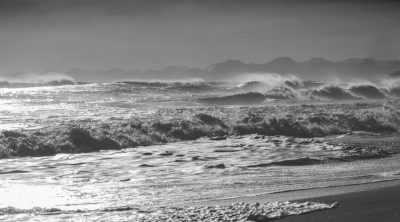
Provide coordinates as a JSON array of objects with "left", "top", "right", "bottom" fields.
[
  {"left": 1, "top": 80, "right": 399, "bottom": 131},
  {"left": 1, "top": 80, "right": 400, "bottom": 221}
]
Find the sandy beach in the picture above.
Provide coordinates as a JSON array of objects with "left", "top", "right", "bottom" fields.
[
  {"left": 279, "top": 181, "right": 400, "bottom": 222},
  {"left": 190, "top": 180, "right": 400, "bottom": 221}
]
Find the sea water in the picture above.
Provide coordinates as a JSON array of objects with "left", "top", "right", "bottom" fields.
[{"left": 1, "top": 81, "right": 400, "bottom": 221}]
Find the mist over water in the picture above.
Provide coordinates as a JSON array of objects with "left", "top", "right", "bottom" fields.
[
  {"left": 1, "top": 71, "right": 400, "bottom": 108},
  {"left": 0, "top": 72, "right": 76, "bottom": 87}
]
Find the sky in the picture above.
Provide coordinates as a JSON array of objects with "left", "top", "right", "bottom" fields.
[{"left": 0, "top": 0, "right": 400, "bottom": 73}]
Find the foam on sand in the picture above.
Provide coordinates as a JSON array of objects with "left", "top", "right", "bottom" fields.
[{"left": 0, "top": 201, "right": 339, "bottom": 221}]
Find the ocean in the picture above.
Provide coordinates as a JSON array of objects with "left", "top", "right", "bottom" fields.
[{"left": 1, "top": 80, "right": 400, "bottom": 221}]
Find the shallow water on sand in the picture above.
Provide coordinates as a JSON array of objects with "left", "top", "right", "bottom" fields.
[{"left": 1, "top": 134, "right": 399, "bottom": 221}]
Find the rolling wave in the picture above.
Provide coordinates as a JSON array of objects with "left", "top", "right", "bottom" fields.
[
  {"left": 309, "top": 85, "right": 362, "bottom": 100},
  {"left": 0, "top": 79, "right": 76, "bottom": 88},
  {"left": 349, "top": 85, "right": 386, "bottom": 99},
  {"left": 199, "top": 81, "right": 400, "bottom": 105}
]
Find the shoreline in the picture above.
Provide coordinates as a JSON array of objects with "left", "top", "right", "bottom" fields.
[
  {"left": 188, "top": 179, "right": 400, "bottom": 221},
  {"left": 279, "top": 180, "right": 400, "bottom": 222},
  {"left": 189, "top": 179, "right": 400, "bottom": 207}
]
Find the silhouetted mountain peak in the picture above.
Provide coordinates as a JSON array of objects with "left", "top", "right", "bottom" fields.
[
  {"left": 205, "top": 59, "right": 246, "bottom": 72},
  {"left": 269, "top": 57, "right": 297, "bottom": 64},
  {"left": 303, "top": 57, "right": 327, "bottom": 63},
  {"left": 338, "top": 58, "right": 377, "bottom": 65},
  {"left": 227, "top": 59, "right": 241, "bottom": 62},
  {"left": 338, "top": 58, "right": 362, "bottom": 64},
  {"left": 210, "top": 59, "right": 246, "bottom": 67},
  {"left": 65, "top": 57, "right": 400, "bottom": 82}
]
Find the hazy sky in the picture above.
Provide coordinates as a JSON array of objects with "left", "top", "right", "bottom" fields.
[{"left": 0, "top": 0, "right": 399, "bottom": 73}]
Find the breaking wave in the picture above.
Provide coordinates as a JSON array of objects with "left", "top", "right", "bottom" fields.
[
  {"left": 200, "top": 81, "right": 400, "bottom": 104},
  {"left": 349, "top": 85, "right": 386, "bottom": 99},
  {"left": 309, "top": 85, "right": 362, "bottom": 100},
  {"left": 0, "top": 79, "right": 76, "bottom": 88},
  {"left": 0, "top": 72, "right": 76, "bottom": 88},
  {"left": 235, "top": 79, "right": 305, "bottom": 92},
  {"left": 284, "top": 79, "right": 303, "bottom": 89},
  {"left": 230, "top": 80, "right": 398, "bottom": 102},
  {"left": 264, "top": 87, "right": 297, "bottom": 100},
  {"left": 235, "top": 81, "right": 269, "bottom": 92}
]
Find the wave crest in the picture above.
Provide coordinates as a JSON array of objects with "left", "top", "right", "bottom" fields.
[
  {"left": 0, "top": 72, "right": 76, "bottom": 88},
  {"left": 349, "top": 85, "right": 386, "bottom": 99},
  {"left": 310, "top": 85, "right": 362, "bottom": 100}
]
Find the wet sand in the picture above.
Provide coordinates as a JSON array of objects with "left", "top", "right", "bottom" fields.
[
  {"left": 279, "top": 181, "right": 400, "bottom": 222},
  {"left": 191, "top": 180, "right": 400, "bottom": 221}
]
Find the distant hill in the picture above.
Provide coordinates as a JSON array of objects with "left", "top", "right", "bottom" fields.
[
  {"left": 205, "top": 57, "right": 400, "bottom": 81},
  {"left": 6, "top": 57, "right": 395, "bottom": 83}
]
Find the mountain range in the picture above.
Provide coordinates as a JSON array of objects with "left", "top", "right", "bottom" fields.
[
  {"left": 3, "top": 57, "right": 400, "bottom": 83},
  {"left": 65, "top": 57, "right": 400, "bottom": 83}
]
